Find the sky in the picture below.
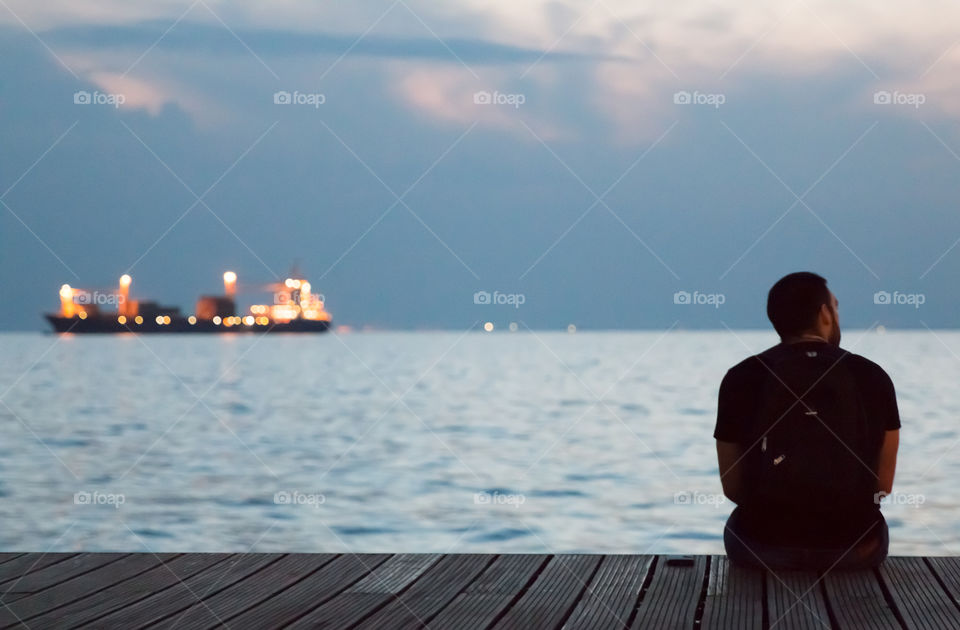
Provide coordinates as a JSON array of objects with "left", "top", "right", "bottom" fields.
[{"left": 2, "top": 1, "right": 960, "bottom": 330}]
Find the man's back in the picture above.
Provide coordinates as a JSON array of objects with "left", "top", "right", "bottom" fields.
[{"left": 715, "top": 339, "right": 901, "bottom": 547}]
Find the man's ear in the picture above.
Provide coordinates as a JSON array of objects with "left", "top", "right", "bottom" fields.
[{"left": 819, "top": 303, "right": 832, "bottom": 326}]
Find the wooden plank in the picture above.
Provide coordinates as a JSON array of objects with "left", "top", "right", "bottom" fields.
[
  {"left": 428, "top": 554, "right": 547, "bottom": 630},
  {"left": 0, "top": 553, "right": 127, "bottom": 603},
  {"left": 564, "top": 555, "right": 653, "bottom": 630},
  {"left": 231, "top": 554, "right": 392, "bottom": 629},
  {"left": 0, "top": 554, "right": 174, "bottom": 626},
  {"left": 287, "top": 554, "right": 441, "bottom": 629},
  {"left": 630, "top": 555, "right": 707, "bottom": 630},
  {"left": 491, "top": 554, "right": 602, "bottom": 630},
  {"left": 766, "top": 569, "right": 831, "bottom": 630},
  {"left": 354, "top": 554, "right": 494, "bottom": 630},
  {"left": 0, "top": 553, "right": 78, "bottom": 587},
  {"left": 822, "top": 568, "right": 900, "bottom": 629},
  {"left": 24, "top": 553, "right": 231, "bottom": 630},
  {"left": 86, "top": 553, "right": 282, "bottom": 628},
  {"left": 150, "top": 554, "right": 337, "bottom": 630},
  {"left": 926, "top": 557, "right": 960, "bottom": 608},
  {"left": 881, "top": 557, "right": 960, "bottom": 629},
  {"left": 0, "top": 555, "right": 25, "bottom": 568},
  {"left": 701, "top": 556, "right": 763, "bottom": 630}
]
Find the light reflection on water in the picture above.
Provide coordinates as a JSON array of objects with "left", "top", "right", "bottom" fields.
[{"left": 0, "top": 329, "right": 954, "bottom": 555}]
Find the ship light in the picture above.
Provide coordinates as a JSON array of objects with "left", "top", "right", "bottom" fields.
[
  {"left": 244, "top": 315, "right": 255, "bottom": 326},
  {"left": 155, "top": 316, "right": 164, "bottom": 325},
  {"left": 78, "top": 311, "right": 88, "bottom": 320},
  {"left": 188, "top": 315, "right": 197, "bottom": 325},
  {"left": 134, "top": 315, "right": 143, "bottom": 325},
  {"left": 213, "top": 316, "right": 222, "bottom": 325},
  {"left": 483, "top": 321, "right": 494, "bottom": 332},
  {"left": 119, "top": 274, "right": 132, "bottom": 287},
  {"left": 163, "top": 315, "right": 171, "bottom": 325},
  {"left": 117, "top": 315, "right": 127, "bottom": 325}
]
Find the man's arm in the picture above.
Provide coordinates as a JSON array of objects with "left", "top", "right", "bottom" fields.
[
  {"left": 877, "top": 429, "right": 898, "bottom": 495},
  {"left": 716, "top": 440, "right": 746, "bottom": 505}
]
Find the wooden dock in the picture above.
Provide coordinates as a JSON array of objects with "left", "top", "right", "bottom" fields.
[{"left": 1, "top": 552, "right": 958, "bottom": 628}]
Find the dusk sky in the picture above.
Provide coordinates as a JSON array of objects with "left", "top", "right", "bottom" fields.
[{"left": 2, "top": 1, "right": 960, "bottom": 330}]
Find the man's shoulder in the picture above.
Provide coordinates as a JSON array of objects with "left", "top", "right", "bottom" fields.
[{"left": 838, "top": 349, "right": 894, "bottom": 385}]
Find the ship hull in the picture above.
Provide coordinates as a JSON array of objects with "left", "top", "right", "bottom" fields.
[{"left": 45, "top": 315, "right": 331, "bottom": 334}]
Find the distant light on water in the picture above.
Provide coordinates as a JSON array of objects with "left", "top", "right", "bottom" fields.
[
  {"left": 567, "top": 324, "right": 577, "bottom": 333},
  {"left": 876, "top": 325, "right": 887, "bottom": 334},
  {"left": 483, "top": 322, "right": 494, "bottom": 332},
  {"left": 509, "top": 322, "right": 518, "bottom": 332}
]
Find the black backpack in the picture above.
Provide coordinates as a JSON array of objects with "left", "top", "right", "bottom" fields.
[{"left": 745, "top": 346, "right": 875, "bottom": 518}]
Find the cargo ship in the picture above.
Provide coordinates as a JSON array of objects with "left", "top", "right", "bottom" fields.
[{"left": 45, "top": 271, "right": 332, "bottom": 334}]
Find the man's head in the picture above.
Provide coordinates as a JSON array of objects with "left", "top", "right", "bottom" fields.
[{"left": 767, "top": 272, "right": 840, "bottom": 345}]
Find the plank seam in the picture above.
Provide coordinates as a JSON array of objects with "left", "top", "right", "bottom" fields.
[
  {"left": 482, "top": 554, "right": 553, "bottom": 630},
  {"left": 923, "top": 557, "right": 960, "bottom": 614},
  {"left": 872, "top": 566, "right": 908, "bottom": 629},
  {"left": 692, "top": 555, "right": 711, "bottom": 630},
  {"left": 817, "top": 573, "right": 840, "bottom": 629},
  {"left": 553, "top": 555, "right": 605, "bottom": 630},
  {"left": 625, "top": 554, "right": 658, "bottom": 629},
  {"left": 420, "top": 554, "right": 500, "bottom": 627},
  {"left": 340, "top": 555, "right": 443, "bottom": 630},
  {"left": 272, "top": 554, "right": 395, "bottom": 629}
]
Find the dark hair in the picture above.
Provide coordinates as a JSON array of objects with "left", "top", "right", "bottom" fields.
[{"left": 766, "top": 272, "right": 831, "bottom": 339}]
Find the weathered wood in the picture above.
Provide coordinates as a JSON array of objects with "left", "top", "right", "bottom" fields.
[
  {"left": 491, "top": 554, "right": 602, "bottom": 630},
  {"left": 766, "top": 569, "right": 831, "bottom": 630},
  {"left": 355, "top": 554, "right": 494, "bottom": 629},
  {"left": 0, "top": 553, "right": 174, "bottom": 627},
  {"left": 86, "top": 553, "right": 281, "bottom": 628},
  {"left": 0, "top": 553, "right": 78, "bottom": 587},
  {"left": 702, "top": 555, "right": 763, "bottom": 630},
  {"left": 286, "top": 554, "right": 440, "bottom": 628},
  {"left": 428, "top": 554, "right": 547, "bottom": 630},
  {"left": 564, "top": 555, "right": 653, "bottom": 630},
  {"left": 25, "top": 553, "right": 230, "bottom": 629},
  {"left": 230, "top": 553, "right": 392, "bottom": 629},
  {"left": 822, "top": 567, "right": 901, "bottom": 629},
  {"left": 881, "top": 556, "right": 960, "bottom": 629},
  {"left": 631, "top": 555, "right": 707, "bottom": 630},
  {"left": 0, "top": 552, "right": 953, "bottom": 629},
  {"left": 151, "top": 553, "right": 337, "bottom": 630},
  {"left": 0, "top": 553, "right": 126, "bottom": 603}
]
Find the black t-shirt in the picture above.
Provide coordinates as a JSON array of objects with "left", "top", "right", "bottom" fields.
[{"left": 714, "top": 340, "right": 901, "bottom": 547}]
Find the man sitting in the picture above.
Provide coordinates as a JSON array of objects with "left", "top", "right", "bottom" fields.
[{"left": 715, "top": 272, "right": 900, "bottom": 570}]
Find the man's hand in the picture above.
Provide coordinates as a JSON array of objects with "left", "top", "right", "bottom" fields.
[{"left": 717, "top": 440, "right": 746, "bottom": 505}]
